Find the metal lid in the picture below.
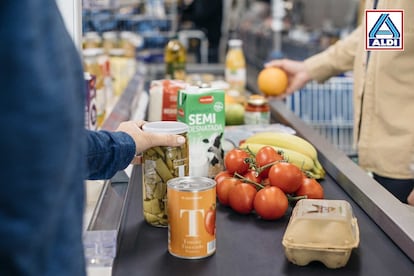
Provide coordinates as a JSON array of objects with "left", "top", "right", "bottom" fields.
[
  {"left": 83, "top": 31, "right": 101, "bottom": 41},
  {"left": 142, "top": 121, "right": 188, "bottom": 134},
  {"left": 108, "top": 48, "right": 125, "bottom": 56},
  {"left": 102, "top": 31, "right": 118, "bottom": 40},
  {"left": 247, "top": 94, "right": 268, "bottom": 106},
  {"left": 167, "top": 176, "right": 216, "bottom": 191},
  {"left": 82, "top": 47, "right": 104, "bottom": 57}
]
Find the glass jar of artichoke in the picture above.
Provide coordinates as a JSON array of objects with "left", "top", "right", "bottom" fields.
[{"left": 141, "top": 121, "right": 189, "bottom": 227}]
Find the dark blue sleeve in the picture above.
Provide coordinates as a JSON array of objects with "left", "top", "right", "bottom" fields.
[
  {"left": 0, "top": 1, "right": 136, "bottom": 274},
  {"left": 0, "top": 1, "right": 87, "bottom": 275},
  {"left": 86, "top": 130, "right": 136, "bottom": 180}
]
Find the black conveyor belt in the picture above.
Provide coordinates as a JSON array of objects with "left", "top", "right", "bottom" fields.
[
  {"left": 106, "top": 64, "right": 413, "bottom": 275},
  {"left": 112, "top": 165, "right": 413, "bottom": 276}
]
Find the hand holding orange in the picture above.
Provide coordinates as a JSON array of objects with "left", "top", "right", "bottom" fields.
[{"left": 257, "top": 67, "right": 288, "bottom": 96}]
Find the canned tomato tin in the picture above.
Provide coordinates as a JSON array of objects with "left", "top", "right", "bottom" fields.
[
  {"left": 167, "top": 176, "right": 216, "bottom": 259},
  {"left": 142, "top": 121, "right": 189, "bottom": 227}
]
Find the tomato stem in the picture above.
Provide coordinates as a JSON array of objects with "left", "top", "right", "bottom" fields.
[
  {"left": 242, "top": 146, "right": 260, "bottom": 171},
  {"left": 255, "top": 159, "right": 286, "bottom": 175},
  {"left": 243, "top": 146, "right": 255, "bottom": 156},
  {"left": 234, "top": 172, "right": 265, "bottom": 189},
  {"left": 287, "top": 194, "right": 307, "bottom": 202}
]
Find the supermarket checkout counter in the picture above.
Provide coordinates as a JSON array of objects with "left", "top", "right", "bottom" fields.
[{"left": 88, "top": 64, "right": 413, "bottom": 275}]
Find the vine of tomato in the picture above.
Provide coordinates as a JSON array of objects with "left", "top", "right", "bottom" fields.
[
  {"left": 253, "top": 186, "right": 288, "bottom": 220},
  {"left": 268, "top": 162, "right": 303, "bottom": 194},
  {"left": 224, "top": 148, "right": 250, "bottom": 174},
  {"left": 255, "top": 146, "right": 284, "bottom": 178},
  {"left": 242, "top": 170, "right": 262, "bottom": 185},
  {"left": 228, "top": 183, "right": 257, "bottom": 214},
  {"left": 295, "top": 176, "right": 324, "bottom": 199}
]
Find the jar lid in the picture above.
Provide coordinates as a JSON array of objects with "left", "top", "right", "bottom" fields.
[
  {"left": 102, "top": 31, "right": 118, "bottom": 40},
  {"left": 108, "top": 48, "right": 125, "bottom": 56},
  {"left": 142, "top": 121, "right": 188, "bottom": 134},
  {"left": 82, "top": 47, "right": 104, "bottom": 57},
  {"left": 247, "top": 94, "right": 268, "bottom": 106},
  {"left": 84, "top": 32, "right": 101, "bottom": 41},
  {"left": 120, "top": 31, "right": 133, "bottom": 39}
]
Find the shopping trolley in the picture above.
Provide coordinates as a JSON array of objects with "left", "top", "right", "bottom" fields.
[{"left": 285, "top": 76, "right": 356, "bottom": 157}]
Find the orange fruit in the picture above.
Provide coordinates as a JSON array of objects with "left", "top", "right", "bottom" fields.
[{"left": 257, "top": 67, "right": 288, "bottom": 96}]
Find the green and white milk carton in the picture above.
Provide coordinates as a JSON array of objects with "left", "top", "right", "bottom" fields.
[{"left": 177, "top": 86, "right": 225, "bottom": 178}]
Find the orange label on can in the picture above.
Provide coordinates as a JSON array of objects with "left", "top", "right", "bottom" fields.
[{"left": 167, "top": 187, "right": 216, "bottom": 258}]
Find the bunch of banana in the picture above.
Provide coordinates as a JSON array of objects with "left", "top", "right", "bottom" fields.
[{"left": 240, "top": 132, "right": 326, "bottom": 179}]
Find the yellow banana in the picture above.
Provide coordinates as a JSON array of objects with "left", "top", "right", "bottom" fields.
[
  {"left": 245, "top": 132, "right": 317, "bottom": 160},
  {"left": 240, "top": 142, "right": 315, "bottom": 172},
  {"left": 244, "top": 132, "right": 325, "bottom": 178}
]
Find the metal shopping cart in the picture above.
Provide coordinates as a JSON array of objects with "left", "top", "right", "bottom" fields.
[{"left": 285, "top": 76, "right": 356, "bottom": 157}]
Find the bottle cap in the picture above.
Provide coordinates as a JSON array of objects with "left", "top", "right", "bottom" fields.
[{"left": 228, "top": 39, "right": 242, "bottom": 47}]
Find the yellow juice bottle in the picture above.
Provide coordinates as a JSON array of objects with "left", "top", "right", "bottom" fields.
[{"left": 225, "top": 39, "right": 246, "bottom": 103}]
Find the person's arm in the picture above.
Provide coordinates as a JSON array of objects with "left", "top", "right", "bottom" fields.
[
  {"left": 265, "top": 25, "right": 362, "bottom": 95},
  {"left": 86, "top": 130, "right": 135, "bottom": 180},
  {"left": 304, "top": 25, "right": 362, "bottom": 82},
  {"left": 86, "top": 121, "right": 186, "bottom": 180}
]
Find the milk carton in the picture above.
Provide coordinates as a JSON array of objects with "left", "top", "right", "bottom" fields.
[{"left": 177, "top": 87, "right": 225, "bottom": 178}]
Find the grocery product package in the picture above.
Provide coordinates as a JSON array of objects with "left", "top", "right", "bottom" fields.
[
  {"left": 282, "top": 199, "right": 360, "bottom": 269},
  {"left": 148, "top": 79, "right": 188, "bottom": 121},
  {"left": 84, "top": 72, "right": 97, "bottom": 130},
  {"left": 177, "top": 86, "right": 225, "bottom": 178}
]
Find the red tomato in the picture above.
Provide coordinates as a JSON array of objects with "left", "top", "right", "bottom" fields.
[
  {"left": 224, "top": 148, "right": 250, "bottom": 174},
  {"left": 204, "top": 207, "right": 216, "bottom": 235},
  {"left": 214, "top": 170, "right": 233, "bottom": 186},
  {"left": 216, "top": 177, "right": 240, "bottom": 206},
  {"left": 255, "top": 146, "right": 284, "bottom": 178},
  {"left": 268, "top": 162, "right": 303, "bottom": 194},
  {"left": 228, "top": 183, "right": 257, "bottom": 214},
  {"left": 242, "top": 170, "right": 262, "bottom": 185},
  {"left": 253, "top": 186, "right": 288, "bottom": 220},
  {"left": 296, "top": 177, "right": 324, "bottom": 199}
]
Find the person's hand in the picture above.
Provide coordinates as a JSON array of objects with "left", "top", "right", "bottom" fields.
[
  {"left": 116, "top": 120, "right": 186, "bottom": 156},
  {"left": 264, "top": 59, "right": 312, "bottom": 96}
]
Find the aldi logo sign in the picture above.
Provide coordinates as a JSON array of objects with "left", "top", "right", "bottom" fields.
[{"left": 365, "top": 10, "right": 404, "bottom": 50}]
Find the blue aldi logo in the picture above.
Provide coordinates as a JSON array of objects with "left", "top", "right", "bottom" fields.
[{"left": 365, "top": 10, "right": 404, "bottom": 50}]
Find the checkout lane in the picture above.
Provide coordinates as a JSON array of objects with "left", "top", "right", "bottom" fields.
[
  {"left": 106, "top": 65, "right": 413, "bottom": 274},
  {"left": 112, "top": 145, "right": 413, "bottom": 276}
]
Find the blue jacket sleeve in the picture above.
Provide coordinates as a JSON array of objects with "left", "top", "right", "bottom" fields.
[{"left": 86, "top": 130, "right": 136, "bottom": 180}]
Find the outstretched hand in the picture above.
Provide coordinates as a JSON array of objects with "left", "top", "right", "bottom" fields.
[
  {"left": 116, "top": 120, "right": 186, "bottom": 157},
  {"left": 264, "top": 59, "right": 312, "bottom": 96}
]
